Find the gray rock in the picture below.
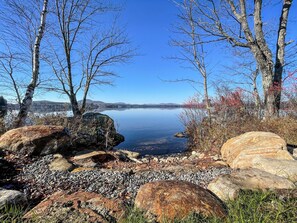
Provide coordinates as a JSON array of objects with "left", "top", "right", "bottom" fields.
[
  {"left": 19, "top": 155, "right": 231, "bottom": 204},
  {"left": 70, "top": 113, "right": 124, "bottom": 150},
  {"left": 0, "top": 189, "right": 27, "bottom": 208},
  {"left": 208, "top": 168, "right": 295, "bottom": 201}
]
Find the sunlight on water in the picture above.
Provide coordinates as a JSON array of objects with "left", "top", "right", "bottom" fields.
[{"left": 102, "top": 108, "right": 187, "bottom": 155}]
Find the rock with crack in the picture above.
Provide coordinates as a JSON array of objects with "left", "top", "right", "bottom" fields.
[
  {"left": 0, "top": 125, "right": 70, "bottom": 156},
  {"left": 23, "top": 191, "right": 126, "bottom": 223},
  {"left": 207, "top": 168, "right": 296, "bottom": 201},
  {"left": 221, "top": 131, "right": 294, "bottom": 168},
  {"left": 134, "top": 180, "right": 227, "bottom": 222}
]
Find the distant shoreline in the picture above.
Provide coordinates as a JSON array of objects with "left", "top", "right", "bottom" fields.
[{"left": 7, "top": 100, "right": 186, "bottom": 113}]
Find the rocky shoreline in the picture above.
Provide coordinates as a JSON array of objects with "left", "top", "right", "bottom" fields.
[
  {"left": 18, "top": 154, "right": 231, "bottom": 205},
  {"left": 1, "top": 120, "right": 297, "bottom": 222}
]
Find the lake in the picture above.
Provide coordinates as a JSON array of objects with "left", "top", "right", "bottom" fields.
[{"left": 101, "top": 108, "right": 187, "bottom": 156}]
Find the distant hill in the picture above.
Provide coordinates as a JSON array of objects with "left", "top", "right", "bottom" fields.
[{"left": 8, "top": 100, "right": 183, "bottom": 112}]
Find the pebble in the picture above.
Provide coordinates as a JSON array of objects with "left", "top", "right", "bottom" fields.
[{"left": 19, "top": 155, "right": 231, "bottom": 204}]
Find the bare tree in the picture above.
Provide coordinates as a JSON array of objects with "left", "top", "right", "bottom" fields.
[
  {"left": 0, "top": 42, "right": 23, "bottom": 107},
  {"left": 0, "top": 0, "right": 49, "bottom": 126},
  {"left": 14, "top": 0, "right": 49, "bottom": 127},
  {"left": 171, "top": 0, "right": 212, "bottom": 121},
  {"left": 189, "top": 0, "right": 293, "bottom": 118},
  {"left": 48, "top": 0, "right": 133, "bottom": 117}
]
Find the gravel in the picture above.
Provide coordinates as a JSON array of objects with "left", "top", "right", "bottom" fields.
[{"left": 18, "top": 155, "right": 231, "bottom": 204}]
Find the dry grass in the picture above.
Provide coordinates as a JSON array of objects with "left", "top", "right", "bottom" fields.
[{"left": 183, "top": 106, "right": 297, "bottom": 153}]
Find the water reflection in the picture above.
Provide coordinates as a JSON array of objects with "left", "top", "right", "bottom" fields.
[{"left": 101, "top": 108, "right": 187, "bottom": 155}]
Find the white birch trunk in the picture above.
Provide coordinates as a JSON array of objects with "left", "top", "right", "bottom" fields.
[{"left": 14, "top": 0, "right": 48, "bottom": 127}]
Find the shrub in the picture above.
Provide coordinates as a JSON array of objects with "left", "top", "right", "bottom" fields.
[{"left": 182, "top": 87, "right": 297, "bottom": 153}]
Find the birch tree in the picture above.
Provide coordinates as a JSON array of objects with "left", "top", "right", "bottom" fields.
[
  {"left": 189, "top": 0, "right": 293, "bottom": 118},
  {"left": 14, "top": 0, "right": 49, "bottom": 127},
  {"left": 0, "top": 0, "right": 49, "bottom": 126}
]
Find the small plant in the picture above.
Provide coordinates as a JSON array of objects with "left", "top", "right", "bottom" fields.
[{"left": 0, "top": 204, "right": 26, "bottom": 223}]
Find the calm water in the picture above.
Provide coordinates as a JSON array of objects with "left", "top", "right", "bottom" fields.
[{"left": 101, "top": 108, "right": 187, "bottom": 156}]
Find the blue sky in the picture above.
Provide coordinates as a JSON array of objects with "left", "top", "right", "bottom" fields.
[
  {"left": 1, "top": 0, "right": 297, "bottom": 104},
  {"left": 48, "top": 0, "right": 202, "bottom": 104}
]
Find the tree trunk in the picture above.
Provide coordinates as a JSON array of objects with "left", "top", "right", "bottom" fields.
[
  {"left": 262, "top": 69, "right": 276, "bottom": 118},
  {"left": 69, "top": 94, "right": 81, "bottom": 117},
  {"left": 274, "top": 0, "right": 292, "bottom": 114},
  {"left": 203, "top": 77, "right": 211, "bottom": 123},
  {"left": 14, "top": 0, "right": 48, "bottom": 127}
]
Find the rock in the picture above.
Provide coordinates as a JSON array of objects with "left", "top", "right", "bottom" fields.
[
  {"left": 293, "top": 148, "right": 297, "bottom": 159},
  {"left": 212, "top": 155, "right": 220, "bottom": 161},
  {"left": 134, "top": 180, "right": 227, "bottom": 221},
  {"left": 49, "top": 155, "right": 74, "bottom": 171},
  {"left": 207, "top": 168, "right": 295, "bottom": 201},
  {"left": 72, "top": 151, "right": 116, "bottom": 167},
  {"left": 221, "top": 132, "right": 293, "bottom": 168},
  {"left": 23, "top": 191, "right": 126, "bottom": 223},
  {"left": 198, "top": 153, "right": 205, "bottom": 159},
  {"left": 71, "top": 167, "right": 96, "bottom": 173},
  {"left": 71, "top": 112, "right": 124, "bottom": 150},
  {"left": 251, "top": 157, "right": 297, "bottom": 182},
  {"left": 232, "top": 150, "right": 294, "bottom": 169},
  {"left": 0, "top": 189, "right": 27, "bottom": 208},
  {"left": 174, "top": 132, "right": 186, "bottom": 138},
  {"left": 0, "top": 125, "right": 70, "bottom": 156},
  {"left": 116, "top": 150, "right": 140, "bottom": 159},
  {"left": 210, "top": 161, "right": 228, "bottom": 168}
]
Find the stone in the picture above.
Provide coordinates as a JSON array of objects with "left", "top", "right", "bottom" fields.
[
  {"left": 251, "top": 157, "right": 297, "bottom": 182},
  {"left": 49, "top": 155, "right": 74, "bottom": 171},
  {"left": 198, "top": 153, "right": 205, "bottom": 159},
  {"left": 0, "top": 125, "right": 70, "bottom": 156},
  {"left": 71, "top": 167, "right": 96, "bottom": 173},
  {"left": 116, "top": 150, "right": 140, "bottom": 159},
  {"left": 23, "top": 191, "right": 126, "bottom": 223},
  {"left": 72, "top": 151, "right": 116, "bottom": 167},
  {"left": 232, "top": 150, "right": 294, "bottom": 169},
  {"left": 293, "top": 148, "right": 297, "bottom": 159},
  {"left": 207, "top": 168, "right": 295, "bottom": 201},
  {"left": 134, "top": 180, "right": 227, "bottom": 221},
  {"left": 174, "top": 132, "right": 186, "bottom": 138},
  {"left": 221, "top": 131, "right": 293, "bottom": 168},
  {"left": 0, "top": 189, "right": 27, "bottom": 208},
  {"left": 71, "top": 112, "right": 124, "bottom": 150},
  {"left": 210, "top": 160, "right": 229, "bottom": 168}
]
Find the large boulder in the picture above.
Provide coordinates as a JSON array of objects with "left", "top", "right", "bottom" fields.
[
  {"left": 70, "top": 112, "right": 124, "bottom": 150},
  {"left": 251, "top": 157, "right": 297, "bottom": 182},
  {"left": 134, "top": 180, "right": 227, "bottom": 221},
  {"left": 23, "top": 191, "right": 126, "bottom": 223},
  {"left": 0, "top": 189, "right": 27, "bottom": 208},
  {"left": 207, "top": 168, "right": 295, "bottom": 201},
  {"left": 221, "top": 131, "right": 293, "bottom": 168},
  {"left": 0, "top": 125, "right": 70, "bottom": 156}
]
